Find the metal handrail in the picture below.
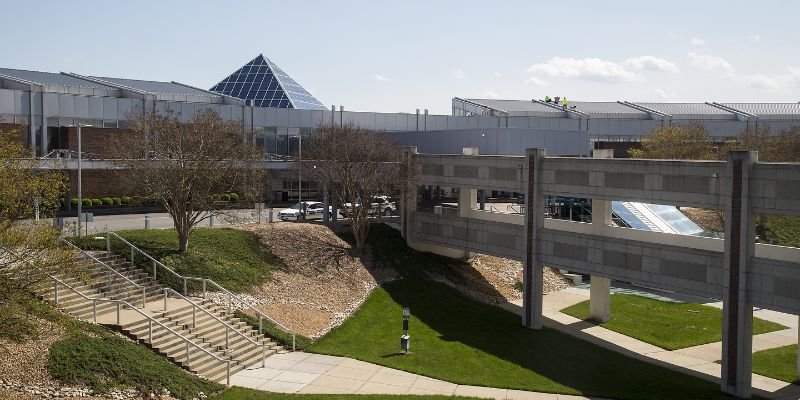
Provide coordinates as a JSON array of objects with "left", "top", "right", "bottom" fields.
[
  {"left": 489, "top": 205, "right": 500, "bottom": 213},
  {"left": 162, "top": 288, "right": 267, "bottom": 368},
  {"left": 48, "top": 274, "right": 233, "bottom": 385},
  {"left": 62, "top": 239, "right": 146, "bottom": 308},
  {"left": 105, "top": 232, "right": 297, "bottom": 350}
]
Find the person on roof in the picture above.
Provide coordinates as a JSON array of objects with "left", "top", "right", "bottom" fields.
[
  {"left": 553, "top": 96, "right": 560, "bottom": 104},
  {"left": 562, "top": 97, "right": 568, "bottom": 109},
  {"left": 544, "top": 95, "right": 551, "bottom": 103}
]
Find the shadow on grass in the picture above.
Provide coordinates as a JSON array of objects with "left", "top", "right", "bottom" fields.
[{"left": 312, "top": 223, "right": 749, "bottom": 400}]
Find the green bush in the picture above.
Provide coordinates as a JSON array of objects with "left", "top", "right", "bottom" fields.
[
  {"left": 71, "top": 198, "right": 79, "bottom": 207},
  {"left": 48, "top": 334, "right": 223, "bottom": 399},
  {"left": 120, "top": 196, "right": 132, "bottom": 205},
  {"left": 100, "top": 197, "right": 113, "bottom": 206},
  {"left": 58, "top": 198, "right": 65, "bottom": 207},
  {"left": 228, "top": 193, "right": 239, "bottom": 202},
  {"left": 91, "top": 199, "right": 102, "bottom": 206},
  {"left": 220, "top": 193, "right": 231, "bottom": 202},
  {"left": 112, "top": 197, "right": 122, "bottom": 206},
  {"left": 82, "top": 199, "right": 93, "bottom": 207}
]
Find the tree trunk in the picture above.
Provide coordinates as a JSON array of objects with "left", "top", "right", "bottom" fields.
[{"left": 178, "top": 229, "right": 189, "bottom": 253}]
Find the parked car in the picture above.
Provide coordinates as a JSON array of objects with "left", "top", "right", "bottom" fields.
[
  {"left": 340, "top": 196, "right": 396, "bottom": 218},
  {"left": 278, "top": 201, "right": 331, "bottom": 221}
]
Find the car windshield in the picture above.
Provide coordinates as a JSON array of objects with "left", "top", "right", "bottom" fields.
[{"left": 290, "top": 203, "right": 304, "bottom": 210}]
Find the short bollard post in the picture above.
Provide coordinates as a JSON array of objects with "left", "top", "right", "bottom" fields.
[
  {"left": 400, "top": 307, "right": 411, "bottom": 354},
  {"left": 116, "top": 303, "right": 121, "bottom": 325},
  {"left": 148, "top": 320, "right": 153, "bottom": 342},
  {"left": 209, "top": 215, "right": 214, "bottom": 227},
  {"left": 93, "top": 300, "right": 97, "bottom": 322},
  {"left": 105, "top": 232, "right": 110, "bottom": 252},
  {"left": 144, "top": 214, "right": 150, "bottom": 229},
  {"left": 292, "top": 334, "right": 296, "bottom": 352},
  {"left": 163, "top": 289, "right": 168, "bottom": 311}
]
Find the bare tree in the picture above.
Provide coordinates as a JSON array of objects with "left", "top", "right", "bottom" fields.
[
  {"left": 628, "top": 123, "right": 720, "bottom": 160},
  {"left": 0, "top": 127, "right": 72, "bottom": 290},
  {"left": 114, "top": 109, "right": 266, "bottom": 253},
  {"left": 301, "top": 123, "right": 416, "bottom": 252}
]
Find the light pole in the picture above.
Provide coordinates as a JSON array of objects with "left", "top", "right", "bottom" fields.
[{"left": 71, "top": 123, "right": 92, "bottom": 236}]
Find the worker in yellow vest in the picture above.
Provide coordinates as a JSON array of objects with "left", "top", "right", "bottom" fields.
[
  {"left": 544, "top": 95, "right": 551, "bottom": 103},
  {"left": 562, "top": 97, "right": 568, "bottom": 109}
]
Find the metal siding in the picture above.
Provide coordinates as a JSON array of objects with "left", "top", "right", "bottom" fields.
[
  {"left": 58, "top": 94, "right": 74, "bottom": 117},
  {"left": 0, "top": 89, "right": 14, "bottom": 114},
  {"left": 73, "top": 95, "right": 89, "bottom": 119},
  {"left": 88, "top": 96, "right": 103, "bottom": 120}
]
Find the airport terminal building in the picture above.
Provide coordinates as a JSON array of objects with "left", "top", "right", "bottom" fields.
[{"left": 1, "top": 53, "right": 799, "bottom": 200}]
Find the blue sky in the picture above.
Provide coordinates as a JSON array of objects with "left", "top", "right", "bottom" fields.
[{"left": 1, "top": 0, "right": 798, "bottom": 114}]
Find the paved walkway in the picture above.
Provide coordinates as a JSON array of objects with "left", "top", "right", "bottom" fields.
[
  {"left": 502, "top": 286, "right": 800, "bottom": 400},
  {"left": 231, "top": 352, "right": 603, "bottom": 399},
  {"left": 231, "top": 286, "right": 800, "bottom": 399}
]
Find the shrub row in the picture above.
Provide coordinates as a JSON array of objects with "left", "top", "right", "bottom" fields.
[{"left": 59, "top": 193, "right": 243, "bottom": 208}]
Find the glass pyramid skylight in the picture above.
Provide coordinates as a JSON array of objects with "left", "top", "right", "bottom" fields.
[{"left": 210, "top": 54, "right": 326, "bottom": 110}]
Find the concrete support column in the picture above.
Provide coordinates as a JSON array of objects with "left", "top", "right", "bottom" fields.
[
  {"left": 589, "top": 149, "right": 613, "bottom": 323},
  {"left": 797, "top": 315, "right": 800, "bottom": 383},
  {"left": 721, "top": 151, "right": 757, "bottom": 398},
  {"left": 523, "top": 148, "right": 546, "bottom": 329},
  {"left": 458, "top": 188, "right": 477, "bottom": 218},
  {"left": 479, "top": 189, "right": 486, "bottom": 210},
  {"left": 400, "top": 147, "right": 418, "bottom": 241}
]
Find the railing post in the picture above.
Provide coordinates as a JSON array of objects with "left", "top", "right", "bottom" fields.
[
  {"left": 225, "top": 326, "right": 229, "bottom": 349},
  {"left": 130, "top": 246, "right": 134, "bottom": 263},
  {"left": 292, "top": 334, "right": 296, "bottom": 352},
  {"left": 202, "top": 280, "right": 207, "bottom": 298},
  {"left": 262, "top": 342, "right": 266, "bottom": 367},
  {"left": 183, "top": 277, "right": 188, "bottom": 296},
  {"left": 116, "top": 302, "right": 121, "bottom": 325},
  {"left": 163, "top": 288, "right": 168, "bottom": 311},
  {"left": 258, "top": 315, "right": 262, "bottom": 334},
  {"left": 142, "top": 287, "right": 146, "bottom": 308},
  {"left": 92, "top": 300, "right": 97, "bottom": 322},
  {"left": 53, "top": 281, "right": 59, "bottom": 304},
  {"left": 226, "top": 361, "right": 231, "bottom": 386},
  {"left": 192, "top": 305, "right": 196, "bottom": 328},
  {"left": 148, "top": 319, "right": 153, "bottom": 342},
  {"left": 186, "top": 341, "right": 190, "bottom": 365},
  {"left": 106, "top": 232, "right": 110, "bottom": 252},
  {"left": 153, "top": 259, "right": 157, "bottom": 281}
]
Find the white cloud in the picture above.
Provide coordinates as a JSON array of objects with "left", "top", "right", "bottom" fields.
[
  {"left": 373, "top": 74, "right": 389, "bottom": 82},
  {"left": 688, "top": 52, "right": 736, "bottom": 78},
  {"left": 749, "top": 34, "right": 761, "bottom": 42},
  {"left": 742, "top": 68, "right": 800, "bottom": 89},
  {"left": 742, "top": 74, "right": 780, "bottom": 89},
  {"left": 690, "top": 37, "right": 706, "bottom": 46},
  {"left": 452, "top": 69, "right": 467, "bottom": 80},
  {"left": 624, "top": 56, "right": 680, "bottom": 74},
  {"left": 527, "top": 57, "right": 639, "bottom": 83},
  {"left": 655, "top": 88, "right": 679, "bottom": 101},
  {"left": 524, "top": 76, "right": 550, "bottom": 87},
  {"left": 493, "top": 72, "right": 502, "bottom": 78}
]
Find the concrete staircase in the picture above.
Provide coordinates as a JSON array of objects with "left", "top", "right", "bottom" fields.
[{"left": 37, "top": 250, "right": 281, "bottom": 383}]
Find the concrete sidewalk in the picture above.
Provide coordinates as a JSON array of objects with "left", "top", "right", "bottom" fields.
[
  {"left": 500, "top": 286, "right": 800, "bottom": 400},
  {"left": 230, "top": 352, "right": 605, "bottom": 399}
]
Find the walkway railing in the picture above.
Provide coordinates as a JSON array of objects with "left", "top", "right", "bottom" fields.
[
  {"left": 162, "top": 288, "right": 267, "bottom": 367},
  {"left": 105, "top": 232, "right": 297, "bottom": 351},
  {"left": 48, "top": 274, "right": 233, "bottom": 385},
  {"left": 62, "top": 239, "right": 146, "bottom": 308}
]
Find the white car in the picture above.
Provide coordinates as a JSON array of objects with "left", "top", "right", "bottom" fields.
[
  {"left": 278, "top": 201, "right": 330, "bottom": 221},
  {"left": 341, "top": 196, "right": 396, "bottom": 218}
]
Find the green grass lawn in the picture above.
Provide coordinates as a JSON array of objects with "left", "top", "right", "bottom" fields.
[
  {"left": 561, "top": 294, "right": 786, "bottom": 350},
  {"left": 211, "top": 387, "right": 481, "bottom": 399},
  {"left": 310, "top": 278, "right": 743, "bottom": 400},
  {"left": 70, "top": 227, "right": 283, "bottom": 293},
  {"left": 752, "top": 345, "right": 797, "bottom": 383},
  {"left": 762, "top": 215, "right": 800, "bottom": 248}
]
